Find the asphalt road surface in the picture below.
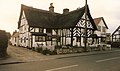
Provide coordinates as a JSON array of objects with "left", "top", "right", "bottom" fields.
[{"left": 0, "top": 51, "right": 120, "bottom": 71}]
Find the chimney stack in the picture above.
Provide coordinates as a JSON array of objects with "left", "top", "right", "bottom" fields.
[
  {"left": 63, "top": 8, "right": 69, "bottom": 14},
  {"left": 49, "top": 3, "right": 54, "bottom": 13}
]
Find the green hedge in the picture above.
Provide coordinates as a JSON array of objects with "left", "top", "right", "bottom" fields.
[{"left": 0, "top": 30, "right": 8, "bottom": 58}]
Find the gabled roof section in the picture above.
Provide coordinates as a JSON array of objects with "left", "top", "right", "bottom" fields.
[
  {"left": 94, "top": 17, "right": 108, "bottom": 29},
  {"left": 87, "top": 7, "right": 97, "bottom": 30},
  {"left": 18, "top": 4, "right": 97, "bottom": 30},
  {"left": 11, "top": 31, "right": 19, "bottom": 38},
  {"left": 12, "top": 32, "right": 19, "bottom": 37},
  {"left": 112, "top": 26, "right": 120, "bottom": 36}
]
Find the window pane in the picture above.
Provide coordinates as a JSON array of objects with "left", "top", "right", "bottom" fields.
[
  {"left": 39, "top": 28, "right": 43, "bottom": 32},
  {"left": 35, "top": 36, "right": 39, "bottom": 42},
  {"left": 102, "top": 27, "right": 106, "bottom": 32},
  {"left": 35, "top": 36, "right": 45, "bottom": 42},
  {"left": 98, "top": 26, "right": 101, "bottom": 31},
  {"left": 46, "top": 36, "right": 52, "bottom": 41},
  {"left": 35, "top": 28, "right": 39, "bottom": 32}
]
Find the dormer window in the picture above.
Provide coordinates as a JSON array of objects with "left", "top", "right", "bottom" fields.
[{"left": 35, "top": 28, "right": 39, "bottom": 32}]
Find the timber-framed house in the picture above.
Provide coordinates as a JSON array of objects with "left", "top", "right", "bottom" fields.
[
  {"left": 18, "top": 4, "right": 97, "bottom": 49},
  {"left": 111, "top": 26, "right": 120, "bottom": 47},
  {"left": 112, "top": 26, "right": 120, "bottom": 42}
]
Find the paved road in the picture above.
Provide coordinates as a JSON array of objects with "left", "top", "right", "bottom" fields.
[{"left": 0, "top": 50, "right": 120, "bottom": 71}]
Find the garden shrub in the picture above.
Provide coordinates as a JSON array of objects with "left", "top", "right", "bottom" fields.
[
  {"left": 41, "top": 48, "right": 50, "bottom": 55},
  {"left": 36, "top": 47, "right": 43, "bottom": 53}
]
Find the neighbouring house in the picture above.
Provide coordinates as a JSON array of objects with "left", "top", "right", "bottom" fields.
[
  {"left": 10, "top": 30, "right": 19, "bottom": 46},
  {"left": 111, "top": 26, "right": 120, "bottom": 47},
  {"left": 112, "top": 26, "right": 120, "bottom": 42},
  {"left": 17, "top": 4, "right": 97, "bottom": 50},
  {"left": 93, "top": 17, "right": 109, "bottom": 44}
]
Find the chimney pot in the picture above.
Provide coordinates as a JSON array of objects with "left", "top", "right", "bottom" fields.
[
  {"left": 49, "top": 3, "right": 54, "bottom": 13},
  {"left": 63, "top": 8, "right": 69, "bottom": 14}
]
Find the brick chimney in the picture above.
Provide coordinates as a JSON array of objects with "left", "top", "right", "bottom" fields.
[
  {"left": 49, "top": 3, "right": 54, "bottom": 13},
  {"left": 63, "top": 8, "right": 69, "bottom": 14}
]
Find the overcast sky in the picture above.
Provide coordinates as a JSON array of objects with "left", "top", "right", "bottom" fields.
[{"left": 0, "top": 0, "right": 120, "bottom": 34}]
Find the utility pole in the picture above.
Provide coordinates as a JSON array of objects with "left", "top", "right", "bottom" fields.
[{"left": 84, "top": 0, "right": 88, "bottom": 51}]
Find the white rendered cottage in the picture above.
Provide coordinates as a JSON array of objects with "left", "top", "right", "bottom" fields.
[
  {"left": 94, "top": 17, "right": 109, "bottom": 44},
  {"left": 10, "top": 31, "right": 19, "bottom": 46},
  {"left": 18, "top": 4, "right": 97, "bottom": 50}
]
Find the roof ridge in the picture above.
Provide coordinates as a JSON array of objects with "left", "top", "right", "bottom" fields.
[
  {"left": 18, "top": 4, "right": 97, "bottom": 30},
  {"left": 22, "top": 4, "right": 60, "bottom": 15},
  {"left": 112, "top": 26, "right": 120, "bottom": 35},
  {"left": 21, "top": 4, "right": 85, "bottom": 16},
  {"left": 94, "top": 17, "right": 102, "bottom": 25}
]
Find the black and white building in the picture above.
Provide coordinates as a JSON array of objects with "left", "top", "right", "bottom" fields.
[{"left": 18, "top": 4, "right": 97, "bottom": 50}]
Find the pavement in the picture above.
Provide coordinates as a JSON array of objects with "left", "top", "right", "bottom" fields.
[{"left": 0, "top": 45, "right": 120, "bottom": 65}]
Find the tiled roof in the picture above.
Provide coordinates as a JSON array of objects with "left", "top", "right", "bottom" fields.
[
  {"left": 12, "top": 32, "right": 19, "bottom": 37},
  {"left": 94, "top": 17, "right": 102, "bottom": 25},
  {"left": 94, "top": 17, "right": 108, "bottom": 29},
  {"left": 112, "top": 26, "right": 120, "bottom": 35}
]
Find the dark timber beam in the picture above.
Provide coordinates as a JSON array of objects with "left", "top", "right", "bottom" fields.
[{"left": 71, "top": 28, "right": 73, "bottom": 46}]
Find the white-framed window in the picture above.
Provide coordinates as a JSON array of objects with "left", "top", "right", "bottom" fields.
[
  {"left": 15, "top": 37, "right": 16, "bottom": 42},
  {"left": 45, "top": 36, "right": 52, "bottom": 41},
  {"left": 39, "top": 28, "right": 43, "bottom": 33},
  {"left": 35, "top": 36, "right": 45, "bottom": 42},
  {"left": 102, "top": 27, "right": 106, "bottom": 32},
  {"left": 98, "top": 26, "right": 101, "bottom": 31},
  {"left": 24, "top": 37, "right": 26, "bottom": 43},
  {"left": 21, "top": 38, "right": 22, "bottom": 43},
  {"left": 35, "top": 28, "right": 39, "bottom": 32}
]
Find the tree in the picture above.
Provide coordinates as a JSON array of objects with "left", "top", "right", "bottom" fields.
[{"left": 0, "top": 30, "right": 8, "bottom": 58}]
